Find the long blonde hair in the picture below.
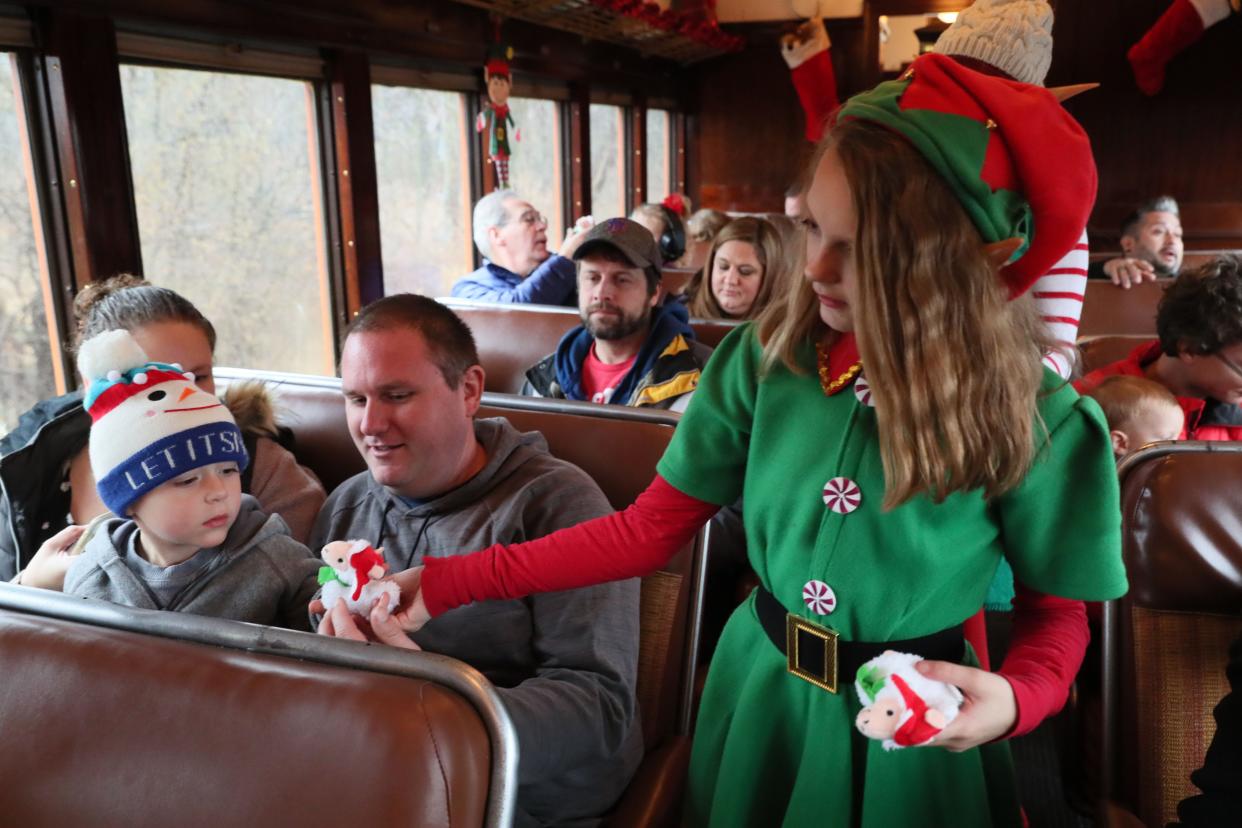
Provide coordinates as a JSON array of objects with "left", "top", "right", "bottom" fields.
[
  {"left": 688, "top": 216, "right": 788, "bottom": 320},
  {"left": 759, "top": 119, "right": 1049, "bottom": 508}
]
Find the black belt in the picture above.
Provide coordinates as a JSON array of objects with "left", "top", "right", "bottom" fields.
[{"left": 755, "top": 584, "right": 965, "bottom": 694}]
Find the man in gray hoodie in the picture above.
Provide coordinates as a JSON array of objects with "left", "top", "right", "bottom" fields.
[{"left": 311, "top": 294, "right": 642, "bottom": 827}]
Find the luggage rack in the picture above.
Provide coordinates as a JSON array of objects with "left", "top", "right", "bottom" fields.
[{"left": 452, "top": 0, "right": 743, "bottom": 63}]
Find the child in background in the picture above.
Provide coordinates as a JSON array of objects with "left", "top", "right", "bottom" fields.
[
  {"left": 64, "top": 330, "right": 319, "bottom": 630},
  {"left": 1084, "top": 375, "right": 1186, "bottom": 459}
]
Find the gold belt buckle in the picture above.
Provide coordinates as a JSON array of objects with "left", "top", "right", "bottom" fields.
[{"left": 785, "top": 613, "right": 839, "bottom": 693}]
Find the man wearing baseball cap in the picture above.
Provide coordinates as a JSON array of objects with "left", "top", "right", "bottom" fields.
[{"left": 522, "top": 217, "right": 713, "bottom": 411}]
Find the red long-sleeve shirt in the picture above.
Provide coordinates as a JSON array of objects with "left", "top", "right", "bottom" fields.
[{"left": 423, "top": 475, "right": 1087, "bottom": 738}]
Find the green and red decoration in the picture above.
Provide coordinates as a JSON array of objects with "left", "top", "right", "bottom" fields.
[
  {"left": 477, "top": 40, "right": 517, "bottom": 189},
  {"left": 837, "top": 52, "right": 1096, "bottom": 298}
]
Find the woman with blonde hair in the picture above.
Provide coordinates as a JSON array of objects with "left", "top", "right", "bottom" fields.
[
  {"left": 687, "top": 216, "right": 789, "bottom": 320},
  {"left": 325, "top": 55, "right": 1125, "bottom": 826}
]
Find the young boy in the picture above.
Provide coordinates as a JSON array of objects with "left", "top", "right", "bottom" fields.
[
  {"left": 63, "top": 330, "right": 319, "bottom": 630},
  {"left": 1083, "top": 374, "right": 1187, "bottom": 459}
]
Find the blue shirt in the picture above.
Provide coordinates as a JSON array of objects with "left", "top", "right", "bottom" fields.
[{"left": 450, "top": 255, "right": 577, "bottom": 306}]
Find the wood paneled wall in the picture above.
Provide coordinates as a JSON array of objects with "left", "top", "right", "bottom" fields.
[{"left": 692, "top": 1, "right": 1242, "bottom": 253}]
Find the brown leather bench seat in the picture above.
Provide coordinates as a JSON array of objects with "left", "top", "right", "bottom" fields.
[
  {"left": 0, "top": 583, "right": 514, "bottom": 827},
  {"left": 1102, "top": 443, "right": 1242, "bottom": 826}
]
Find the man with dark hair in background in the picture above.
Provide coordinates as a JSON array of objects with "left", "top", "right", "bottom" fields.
[
  {"left": 313, "top": 294, "right": 641, "bottom": 826},
  {"left": 1089, "top": 195, "right": 1185, "bottom": 288},
  {"left": 1077, "top": 255, "right": 1242, "bottom": 440},
  {"left": 523, "top": 218, "right": 712, "bottom": 412}
]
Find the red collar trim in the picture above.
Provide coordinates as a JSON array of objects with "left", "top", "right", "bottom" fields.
[{"left": 816, "top": 332, "right": 861, "bottom": 396}]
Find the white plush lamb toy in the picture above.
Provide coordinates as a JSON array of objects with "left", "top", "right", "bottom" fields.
[
  {"left": 854, "top": 650, "right": 964, "bottom": 750},
  {"left": 317, "top": 539, "right": 400, "bottom": 614}
]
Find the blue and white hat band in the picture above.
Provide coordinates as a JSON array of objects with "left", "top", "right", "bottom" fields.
[{"left": 96, "top": 421, "right": 249, "bottom": 516}]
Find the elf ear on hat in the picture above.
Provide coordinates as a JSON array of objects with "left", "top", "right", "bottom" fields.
[
  {"left": 78, "top": 329, "right": 248, "bottom": 517},
  {"left": 837, "top": 52, "right": 1097, "bottom": 297}
]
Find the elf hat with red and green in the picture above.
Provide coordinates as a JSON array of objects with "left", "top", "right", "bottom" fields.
[{"left": 837, "top": 52, "right": 1096, "bottom": 298}]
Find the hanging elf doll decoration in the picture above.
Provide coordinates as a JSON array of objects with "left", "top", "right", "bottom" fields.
[{"left": 477, "top": 41, "right": 517, "bottom": 189}]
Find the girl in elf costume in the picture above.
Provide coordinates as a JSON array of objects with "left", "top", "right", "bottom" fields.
[{"left": 336, "top": 54, "right": 1127, "bottom": 826}]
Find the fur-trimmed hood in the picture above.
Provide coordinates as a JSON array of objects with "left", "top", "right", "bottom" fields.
[{"left": 220, "top": 380, "right": 280, "bottom": 439}]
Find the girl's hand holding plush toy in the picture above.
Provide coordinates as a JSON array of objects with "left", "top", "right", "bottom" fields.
[{"left": 854, "top": 650, "right": 1018, "bottom": 752}]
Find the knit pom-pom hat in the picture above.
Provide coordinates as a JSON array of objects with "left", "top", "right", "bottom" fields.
[
  {"left": 78, "top": 329, "right": 248, "bottom": 517},
  {"left": 934, "top": 0, "right": 1054, "bottom": 86}
]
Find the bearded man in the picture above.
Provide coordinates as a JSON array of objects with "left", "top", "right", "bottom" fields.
[{"left": 522, "top": 218, "right": 712, "bottom": 411}]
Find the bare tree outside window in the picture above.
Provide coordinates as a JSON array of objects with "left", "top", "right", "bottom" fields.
[
  {"left": 589, "top": 104, "right": 625, "bottom": 221},
  {"left": 0, "top": 53, "right": 55, "bottom": 436},
  {"left": 646, "top": 108, "right": 670, "bottom": 203},
  {"left": 121, "top": 65, "right": 334, "bottom": 377},
  {"left": 373, "top": 85, "right": 471, "bottom": 298},
  {"left": 507, "top": 97, "right": 564, "bottom": 248}
]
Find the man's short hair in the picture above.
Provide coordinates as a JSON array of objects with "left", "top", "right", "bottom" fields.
[
  {"left": 1120, "top": 195, "right": 1180, "bottom": 239},
  {"left": 346, "top": 294, "right": 480, "bottom": 388},
  {"left": 472, "top": 189, "right": 519, "bottom": 260},
  {"left": 1084, "top": 375, "right": 1180, "bottom": 432},
  {"left": 1156, "top": 255, "right": 1242, "bottom": 356}
]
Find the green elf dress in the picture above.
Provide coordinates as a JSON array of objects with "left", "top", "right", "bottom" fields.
[{"left": 656, "top": 327, "right": 1128, "bottom": 827}]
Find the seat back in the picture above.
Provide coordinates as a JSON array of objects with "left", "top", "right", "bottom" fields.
[
  {"left": 1103, "top": 443, "right": 1242, "bottom": 826},
  {"left": 438, "top": 299, "right": 737, "bottom": 393},
  {"left": 1077, "top": 335, "right": 1150, "bottom": 375},
  {"left": 0, "top": 582, "right": 516, "bottom": 828},
  {"left": 1078, "top": 278, "right": 1171, "bottom": 338},
  {"left": 214, "top": 368, "right": 705, "bottom": 748}
]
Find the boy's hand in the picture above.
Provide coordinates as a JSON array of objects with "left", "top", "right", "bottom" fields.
[
  {"left": 18, "top": 524, "right": 87, "bottom": 590},
  {"left": 913, "top": 659, "right": 1017, "bottom": 752}
]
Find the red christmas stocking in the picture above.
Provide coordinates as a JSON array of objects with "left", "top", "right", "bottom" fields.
[
  {"left": 1128, "top": 0, "right": 1234, "bottom": 95},
  {"left": 781, "top": 18, "right": 838, "bottom": 143}
]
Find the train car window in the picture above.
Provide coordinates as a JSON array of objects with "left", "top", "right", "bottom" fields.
[
  {"left": 372, "top": 84, "right": 472, "bottom": 298},
  {"left": 0, "top": 52, "right": 56, "bottom": 435},
  {"left": 119, "top": 64, "right": 334, "bottom": 376},
  {"left": 645, "top": 108, "right": 671, "bottom": 203},
  {"left": 589, "top": 103, "right": 625, "bottom": 220},
  {"left": 506, "top": 97, "right": 565, "bottom": 248}
]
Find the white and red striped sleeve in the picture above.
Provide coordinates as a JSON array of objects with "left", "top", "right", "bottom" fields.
[{"left": 1032, "top": 228, "right": 1089, "bottom": 379}]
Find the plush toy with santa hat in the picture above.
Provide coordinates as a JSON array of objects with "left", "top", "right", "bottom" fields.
[
  {"left": 318, "top": 539, "right": 400, "bottom": 615},
  {"left": 854, "top": 651, "right": 965, "bottom": 751}
]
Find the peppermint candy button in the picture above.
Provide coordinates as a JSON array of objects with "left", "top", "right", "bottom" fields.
[
  {"left": 802, "top": 580, "right": 837, "bottom": 615},
  {"left": 854, "top": 373, "right": 874, "bottom": 407},
  {"left": 822, "top": 477, "right": 861, "bottom": 514}
]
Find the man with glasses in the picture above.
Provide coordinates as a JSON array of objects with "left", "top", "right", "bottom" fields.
[
  {"left": 1077, "top": 255, "right": 1242, "bottom": 441},
  {"left": 452, "top": 189, "right": 585, "bottom": 306}
]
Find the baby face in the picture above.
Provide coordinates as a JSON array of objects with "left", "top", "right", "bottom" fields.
[{"left": 1119, "top": 402, "right": 1185, "bottom": 457}]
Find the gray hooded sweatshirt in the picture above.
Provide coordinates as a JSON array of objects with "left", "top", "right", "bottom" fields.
[
  {"left": 65, "top": 496, "right": 319, "bottom": 631},
  {"left": 310, "top": 418, "right": 642, "bottom": 827}
]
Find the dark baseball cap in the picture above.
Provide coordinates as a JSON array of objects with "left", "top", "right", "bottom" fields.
[{"left": 572, "top": 217, "right": 663, "bottom": 289}]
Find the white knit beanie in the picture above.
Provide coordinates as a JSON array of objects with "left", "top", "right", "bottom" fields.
[{"left": 934, "top": 0, "right": 1054, "bottom": 87}]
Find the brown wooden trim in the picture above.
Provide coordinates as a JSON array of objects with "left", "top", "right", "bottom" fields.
[
  {"left": 674, "top": 110, "right": 689, "bottom": 200},
  {"left": 631, "top": 98, "right": 646, "bottom": 208},
  {"left": 27, "top": 0, "right": 681, "bottom": 89},
  {"left": 326, "top": 51, "right": 382, "bottom": 322},
  {"left": 568, "top": 81, "right": 590, "bottom": 221},
  {"left": 40, "top": 9, "right": 141, "bottom": 289}
]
